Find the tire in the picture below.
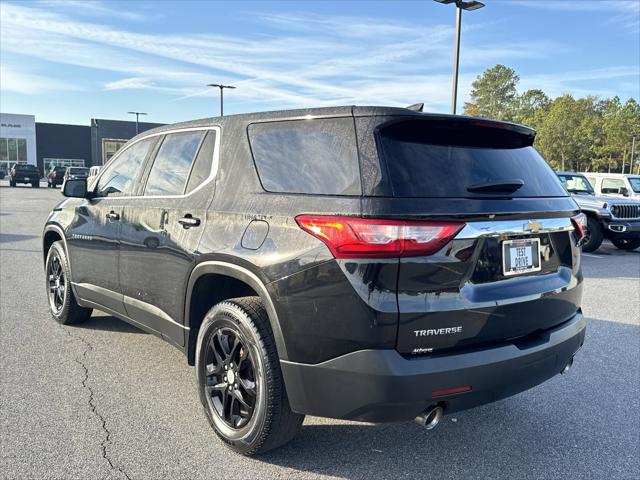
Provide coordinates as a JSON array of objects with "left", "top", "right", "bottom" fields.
[
  {"left": 195, "top": 297, "right": 304, "bottom": 455},
  {"left": 32, "top": 182, "right": 39, "bottom": 188},
  {"left": 582, "top": 216, "right": 603, "bottom": 252},
  {"left": 45, "top": 241, "right": 92, "bottom": 325},
  {"left": 611, "top": 238, "right": 640, "bottom": 251}
]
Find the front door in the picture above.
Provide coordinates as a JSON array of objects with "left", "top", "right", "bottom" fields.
[
  {"left": 119, "top": 128, "right": 218, "bottom": 346},
  {"left": 68, "top": 136, "right": 158, "bottom": 314}
]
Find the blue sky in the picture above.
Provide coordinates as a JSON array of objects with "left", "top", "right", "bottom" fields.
[{"left": 1, "top": 0, "right": 638, "bottom": 126}]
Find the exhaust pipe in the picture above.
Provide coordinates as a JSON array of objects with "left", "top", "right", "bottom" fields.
[
  {"left": 415, "top": 405, "right": 444, "bottom": 430},
  {"left": 561, "top": 357, "right": 574, "bottom": 375}
]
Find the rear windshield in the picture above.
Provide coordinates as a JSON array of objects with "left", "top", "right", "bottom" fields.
[
  {"left": 376, "top": 119, "right": 567, "bottom": 198},
  {"left": 16, "top": 164, "right": 38, "bottom": 170},
  {"left": 249, "top": 118, "right": 361, "bottom": 195},
  {"left": 69, "top": 168, "right": 89, "bottom": 174}
]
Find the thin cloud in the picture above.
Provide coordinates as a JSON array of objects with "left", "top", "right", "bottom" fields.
[{"left": 0, "top": 65, "right": 80, "bottom": 95}]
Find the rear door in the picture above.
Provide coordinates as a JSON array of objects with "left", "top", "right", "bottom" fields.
[
  {"left": 356, "top": 116, "right": 582, "bottom": 355},
  {"left": 118, "top": 128, "right": 218, "bottom": 345}
]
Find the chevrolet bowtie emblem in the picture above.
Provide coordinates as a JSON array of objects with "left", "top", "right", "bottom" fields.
[{"left": 525, "top": 221, "right": 543, "bottom": 232}]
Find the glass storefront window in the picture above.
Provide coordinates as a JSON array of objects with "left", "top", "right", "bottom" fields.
[
  {"left": 0, "top": 137, "right": 28, "bottom": 162},
  {"left": 17, "top": 139, "right": 27, "bottom": 162},
  {"left": 0, "top": 138, "right": 7, "bottom": 161},
  {"left": 102, "top": 139, "right": 127, "bottom": 164},
  {"left": 7, "top": 138, "right": 17, "bottom": 162}
]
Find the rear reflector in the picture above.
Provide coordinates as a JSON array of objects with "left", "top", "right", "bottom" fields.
[
  {"left": 431, "top": 385, "right": 472, "bottom": 398},
  {"left": 295, "top": 215, "right": 464, "bottom": 259},
  {"left": 571, "top": 213, "right": 588, "bottom": 242}
]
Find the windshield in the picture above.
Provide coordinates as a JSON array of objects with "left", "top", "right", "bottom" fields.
[
  {"left": 557, "top": 174, "right": 594, "bottom": 194},
  {"left": 628, "top": 177, "right": 640, "bottom": 193}
]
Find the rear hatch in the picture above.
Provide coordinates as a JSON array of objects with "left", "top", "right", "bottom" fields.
[{"left": 355, "top": 114, "right": 583, "bottom": 355}]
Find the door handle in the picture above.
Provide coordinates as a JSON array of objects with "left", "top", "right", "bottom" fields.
[
  {"left": 106, "top": 211, "right": 120, "bottom": 221},
  {"left": 178, "top": 215, "right": 201, "bottom": 229}
]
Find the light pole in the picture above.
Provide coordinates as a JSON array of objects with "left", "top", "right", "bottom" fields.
[
  {"left": 127, "top": 111, "right": 147, "bottom": 135},
  {"left": 434, "top": 0, "right": 485, "bottom": 115},
  {"left": 207, "top": 84, "right": 236, "bottom": 116},
  {"left": 630, "top": 134, "right": 638, "bottom": 175}
]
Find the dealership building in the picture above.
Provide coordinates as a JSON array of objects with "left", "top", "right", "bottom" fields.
[{"left": 0, "top": 112, "right": 165, "bottom": 176}]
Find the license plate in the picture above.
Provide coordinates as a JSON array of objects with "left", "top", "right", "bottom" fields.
[
  {"left": 502, "top": 238, "right": 541, "bottom": 276},
  {"left": 24, "top": 177, "right": 30, "bottom": 181}
]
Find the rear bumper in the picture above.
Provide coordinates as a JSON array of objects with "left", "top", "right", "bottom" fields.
[{"left": 281, "top": 310, "right": 586, "bottom": 422}]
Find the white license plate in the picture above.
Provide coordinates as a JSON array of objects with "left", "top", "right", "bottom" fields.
[
  {"left": 502, "top": 238, "right": 542, "bottom": 276},
  {"left": 24, "top": 177, "right": 30, "bottom": 181}
]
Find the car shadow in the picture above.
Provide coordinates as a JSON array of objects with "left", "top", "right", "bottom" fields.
[{"left": 73, "top": 314, "right": 147, "bottom": 334}]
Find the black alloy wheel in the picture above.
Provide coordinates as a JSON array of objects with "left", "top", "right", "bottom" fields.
[
  {"left": 45, "top": 241, "right": 92, "bottom": 325},
  {"left": 204, "top": 326, "right": 257, "bottom": 429},
  {"left": 47, "top": 250, "right": 67, "bottom": 314},
  {"left": 196, "top": 297, "right": 304, "bottom": 455}
]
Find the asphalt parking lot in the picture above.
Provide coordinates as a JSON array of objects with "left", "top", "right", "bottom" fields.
[{"left": 1, "top": 180, "right": 638, "bottom": 480}]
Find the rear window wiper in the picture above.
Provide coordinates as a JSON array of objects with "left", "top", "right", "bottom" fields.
[{"left": 467, "top": 179, "right": 524, "bottom": 193}]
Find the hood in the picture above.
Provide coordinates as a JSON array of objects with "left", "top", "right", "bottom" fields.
[{"left": 571, "top": 192, "right": 640, "bottom": 209}]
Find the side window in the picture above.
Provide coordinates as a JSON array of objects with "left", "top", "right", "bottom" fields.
[
  {"left": 185, "top": 131, "right": 216, "bottom": 194},
  {"left": 96, "top": 138, "right": 155, "bottom": 197},
  {"left": 144, "top": 131, "right": 205, "bottom": 196},
  {"left": 602, "top": 178, "right": 625, "bottom": 193},
  {"left": 248, "top": 118, "right": 361, "bottom": 195}
]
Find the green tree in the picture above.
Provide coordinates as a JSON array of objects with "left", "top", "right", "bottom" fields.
[
  {"left": 463, "top": 64, "right": 519, "bottom": 120},
  {"left": 511, "top": 89, "right": 550, "bottom": 126}
]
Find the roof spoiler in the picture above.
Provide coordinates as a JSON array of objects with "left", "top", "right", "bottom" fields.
[{"left": 405, "top": 103, "right": 424, "bottom": 112}]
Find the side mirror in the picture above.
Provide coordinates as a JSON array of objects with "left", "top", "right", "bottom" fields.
[
  {"left": 62, "top": 178, "right": 89, "bottom": 198},
  {"left": 620, "top": 186, "right": 629, "bottom": 197}
]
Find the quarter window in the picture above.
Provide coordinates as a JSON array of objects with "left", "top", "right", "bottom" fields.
[
  {"left": 144, "top": 131, "right": 205, "bottom": 196},
  {"left": 248, "top": 118, "right": 361, "bottom": 195},
  {"left": 96, "top": 138, "right": 155, "bottom": 197}
]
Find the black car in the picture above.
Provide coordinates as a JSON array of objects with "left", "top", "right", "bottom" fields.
[
  {"left": 557, "top": 172, "right": 640, "bottom": 251},
  {"left": 43, "top": 106, "right": 586, "bottom": 455},
  {"left": 47, "top": 166, "right": 67, "bottom": 188},
  {"left": 10, "top": 163, "right": 40, "bottom": 187}
]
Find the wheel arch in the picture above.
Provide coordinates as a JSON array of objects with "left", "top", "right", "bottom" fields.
[
  {"left": 42, "top": 224, "right": 67, "bottom": 265},
  {"left": 184, "top": 261, "right": 288, "bottom": 365}
]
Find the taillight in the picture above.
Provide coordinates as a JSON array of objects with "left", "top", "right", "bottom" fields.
[
  {"left": 295, "top": 215, "right": 464, "bottom": 258},
  {"left": 571, "top": 213, "right": 588, "bottom": 242}
]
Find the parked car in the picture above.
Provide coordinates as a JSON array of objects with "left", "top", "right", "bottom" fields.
[
  {"left": 64, "top": 167, "right": 90, "bottom": 182},
  {"left": 557, "top": 171, "right": 640, "bottom": 251},
  {"left": 43, "top": 107, "right": 586, "bottom": 455},
  {"left": 47, "top": 166, "right": 67, "bottom": 188},
  {"left": 583, "top": 172, "right": 640, "bottom": 200},
  {"left": 10, "top": 163, "right": 40, "bottom": 187}
]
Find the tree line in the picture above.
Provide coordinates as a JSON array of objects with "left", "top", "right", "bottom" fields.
[{"left": 463, "top": 64, "right": 640, "bottom": 174}]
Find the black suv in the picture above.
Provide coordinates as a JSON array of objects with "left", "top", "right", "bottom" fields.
[
  {"left": 557, "top": 171, "right": 640, "bottom": 251},
  {"left": 43, "top": 107, "right": 586, "bottom": 454},
  {"left": 10, "top": 163, "right": 40, "bottom": 187}
]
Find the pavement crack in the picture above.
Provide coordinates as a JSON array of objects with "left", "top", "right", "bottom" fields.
[{"left": 61, "top": 326, "right": 132, "bottom": 480}]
